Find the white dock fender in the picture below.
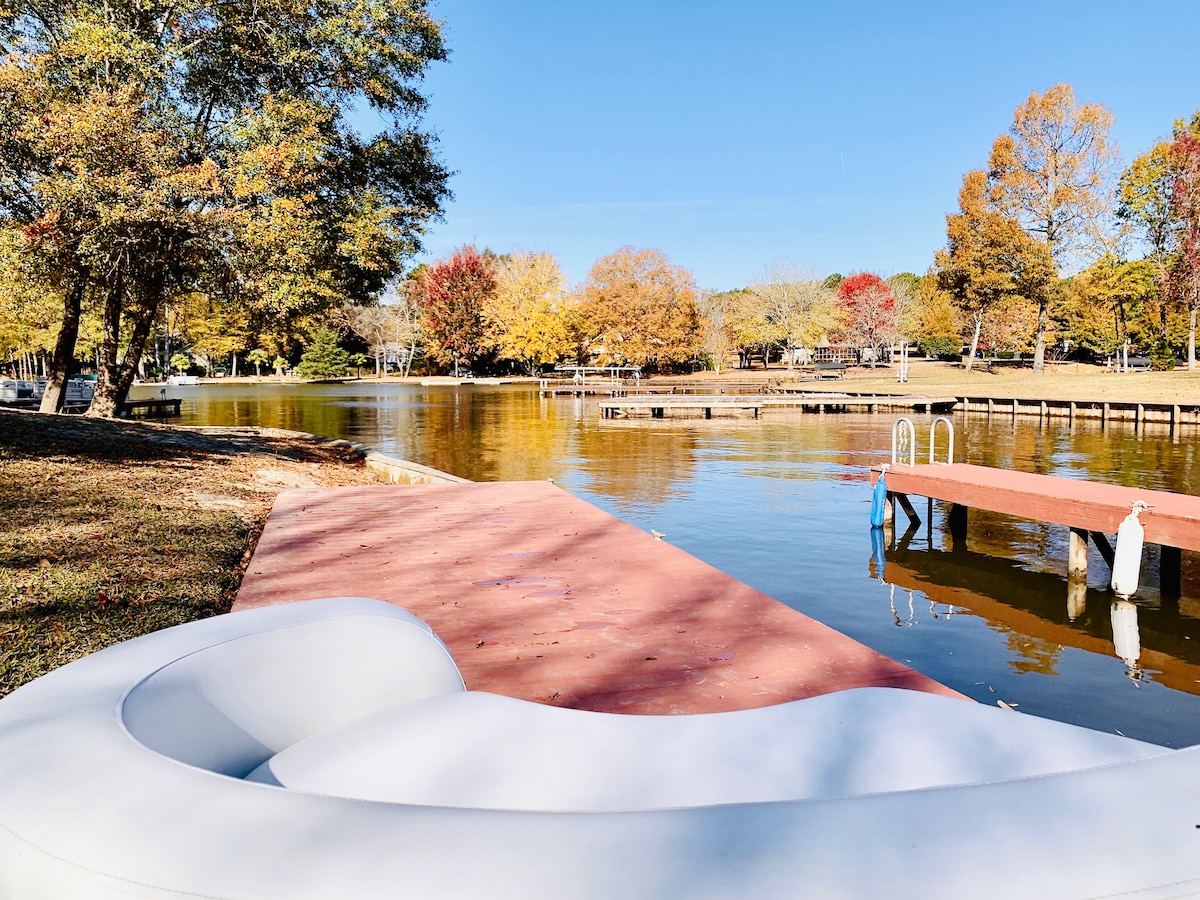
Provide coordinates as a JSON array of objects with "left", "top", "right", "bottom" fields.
[{"left": 1110, "top": 500, "right": 1149, "bottom": 597}]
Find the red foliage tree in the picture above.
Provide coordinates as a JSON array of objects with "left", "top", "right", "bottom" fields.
[
  {"left": 419, "top": 246, "right": 497, "bottom": 374},
  {"left": 1166, "top": 132, "right": 1200, "bottom": 367},
  {"left": 835, "top": 272, "right": 898, "bottom": 366}
]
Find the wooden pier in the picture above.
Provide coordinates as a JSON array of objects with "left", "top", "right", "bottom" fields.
[
  {"left": 119, "top": 398, "right": 182, "bottom": 418},
  {"left": 539, "top": 381, "right": 774, "bottom": 398},
  {"left": 871, "top": 463, "right": 1200, "bottom": 593},
  {"left": 957, "top": 396, "right": 1200, "bottom": 429},
  {"left": 600, "top": 393, "right": 958, "bottom": 419},
  {"left": 235, "top": 481, "right": 958, "bottom": 714},
  {"left": 600, "top": 395, "right": 765, "bottom": 418}
]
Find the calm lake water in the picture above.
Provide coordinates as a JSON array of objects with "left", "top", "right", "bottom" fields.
[{"left": 151, "top": 380, "right": 1200, "bottom": 747}]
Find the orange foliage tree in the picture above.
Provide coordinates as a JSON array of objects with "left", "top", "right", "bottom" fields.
[
  {"left": 578, "top": 247, "right": 700, "bottom": 373},
  {"left": 987, "top": 83, "right": 1119, "bottom": 371}
]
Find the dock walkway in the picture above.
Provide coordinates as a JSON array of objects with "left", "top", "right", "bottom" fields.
[{"left": 235, "top": 481, "right": 956, "bottom": 714}]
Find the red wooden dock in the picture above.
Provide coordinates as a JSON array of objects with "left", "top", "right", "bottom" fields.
[
  {"left": 871, "top": 462, "right": 1200, "bottom": 593},
  {"left": 871, "top": 463, "right": 1200, "bottom": 550},
  {"left": 235, "top": 481, "right": 958, "bottom": 714}
]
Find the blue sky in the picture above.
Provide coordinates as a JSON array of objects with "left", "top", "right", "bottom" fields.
[{"left": 408, "top": 0, "right": 1199, "bottom": 290}]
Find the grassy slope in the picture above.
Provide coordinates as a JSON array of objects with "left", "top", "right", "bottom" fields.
[{"left": 0, "top": 410, "right": 378, "bottom": 696}]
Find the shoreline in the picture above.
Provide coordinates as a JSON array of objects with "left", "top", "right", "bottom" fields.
[{"left": 128, "top": 358, "right": 1200, "bottom": 407}]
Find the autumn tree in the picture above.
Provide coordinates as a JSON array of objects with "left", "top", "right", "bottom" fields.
[
  {"left": 1115, "top": 114, "right": 1200, "bottom": 353},
  {"left": 1061, "top": 257, "right": 1158, "bottom": 359},
  {"left": 987, "top": 84, "right": 1120, "bottom": 371},
  {"left": 835, "top": 273, "right": 898, "bottom": 366},
  {"left": 1167, "top": 129, "right": 1200, "bottom": 367},
  {"left": 578, "top": 247, "right": 700, "bottom": 372},
  {"left": 419, "top": 247, "right": 496, "bottom": 374},
  {"left": 934, "top": 170, "right": 1055, "bottom": 370},
  {"left": 0, "top": 225, "right": 59, "bottom": 375},
  {"left": 694, "top": 289, "right": 742, "bottom": 373},
  {"left": 748, "top": 261, "right": 839, "bottom": 369},
  {"left": 246, "top": 348, "right": 269, "bottom": 378},
  {"left": 179, "top": 293, "right": 250, "bottom": 376},
  {"left": 887, "top": 273, "right": 922, "bottom": 340},
  {"left": 485, "top": 252, "right": 573, "bottom": 374},
  {"left": 725, "top": 290, "right": 775, "bottom": 367},
  {"left": 912, "top": 274, "right": 962, "bottom": 357},
  {"left": 339, "top": 282, "right": 422, "bottom": 377},
  {"left": 0, "top": 0, "right": 450, "bottom": 415}
]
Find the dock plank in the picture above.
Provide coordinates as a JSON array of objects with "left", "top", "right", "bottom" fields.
[{"left": 235, "top": 481, "right": 958, "bottom": 714}]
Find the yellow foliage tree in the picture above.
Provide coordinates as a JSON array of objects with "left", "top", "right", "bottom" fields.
[
  {"left": 0, "top": 226, "right": 60, "bottom": 374},
  {"left": 749, "top": 260, "right": 840, "bottom": 368},
  {"left": 913, "top": 274, "right": 962, "bottom": 357},
  {"left": 179, "top": 293, "right": 250, "bottom": 375},
  {"left": 485, "top": 252, "right": 573, "bottom": 374}
]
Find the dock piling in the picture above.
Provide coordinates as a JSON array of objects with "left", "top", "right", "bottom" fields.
[{"left": 1068, "top": 528, "right": 1089, "bottom": 580}]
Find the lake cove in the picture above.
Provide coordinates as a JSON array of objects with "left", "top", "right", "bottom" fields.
[{"left": 155, "top": 380, "right": 1200, "bottom": 747}]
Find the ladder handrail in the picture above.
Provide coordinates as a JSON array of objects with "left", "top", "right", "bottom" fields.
[
  {"left": 891, "top": 417, "right": 916, "bottom": 466},
  {"left": 929, "top": 416, "right": 955, "bottom": 465}
]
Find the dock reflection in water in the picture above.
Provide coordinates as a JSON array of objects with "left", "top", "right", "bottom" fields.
[{"left": 873, "top": 528, "right": 1200, "bottom": 745}]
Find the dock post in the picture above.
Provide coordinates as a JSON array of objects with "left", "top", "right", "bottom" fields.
[
  {"left": 883, "top": 492, "right": 896, "bottom": 527},
  {"left": 1161, "top": 545, "right": 1182, "bottom": 598},
  {"left": 950, "top": 504, "right": 969, "bottom": 540},
  {"left": 1068, "top": 528, "right": 1089, "bottom": 580},
  {"left": 1173, "top": 405, "right": 1181, "bottom": 433},
  {"left": 893, "top": 493, "right": 921, "bottom": 527},
  {"left": 987, "top": 398, "right": 993, "bottom": 419},
  {"left": 1102, "top": 402, "right": 1110, "bottom": 428},
  {"left": 1137, "top": 404, "right": 1145, "bottom": 430},
  {"left": 947, "top": 504, "right": 968, "bottom": 548},
  {"left": 1069, "top": 401, "right": 1076, "bottom": 427}
]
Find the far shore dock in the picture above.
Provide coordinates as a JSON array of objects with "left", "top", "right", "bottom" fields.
[{"left": 235, "top": 481, "right": 959, "bottom": 714}]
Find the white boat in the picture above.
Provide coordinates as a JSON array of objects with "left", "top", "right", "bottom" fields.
[
  {"left": 167, "top": 374, "right": 201, "bottom": 386},
  {"left": 64, "top": 377, "right": 95, "bottom": 404},
  {"left": 0, "top": 380, "right": 19, "bottom": 402},
  {"left": 0, "top": 596, "right": 1195, "bottom": 898}
]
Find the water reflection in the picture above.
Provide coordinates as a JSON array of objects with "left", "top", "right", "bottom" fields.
[{"left": 155, "top": 382, "right": 1200, "bottom": 746}]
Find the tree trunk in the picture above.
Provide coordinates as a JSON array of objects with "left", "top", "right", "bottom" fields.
[
  {"left": 111, "top": 302, "right": 157, "bottom": 408},
  {"left": 1190, "top": 305, "right": 1197, "bottom": 373},
  {"left": 87, "top": 275, "right": 125, "bottom": 417},
  {"left": 39, "top": 278, "right": 85, "bottom": 413},
  {"left": 964, "top": 314, "right": 982, "bottom": 373},
  {"left": 89, "top": 286, "right": 160, "bottom": 418},
  {"left": 1032, "top": 298, "right": 1048, "bottom": 374}
]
